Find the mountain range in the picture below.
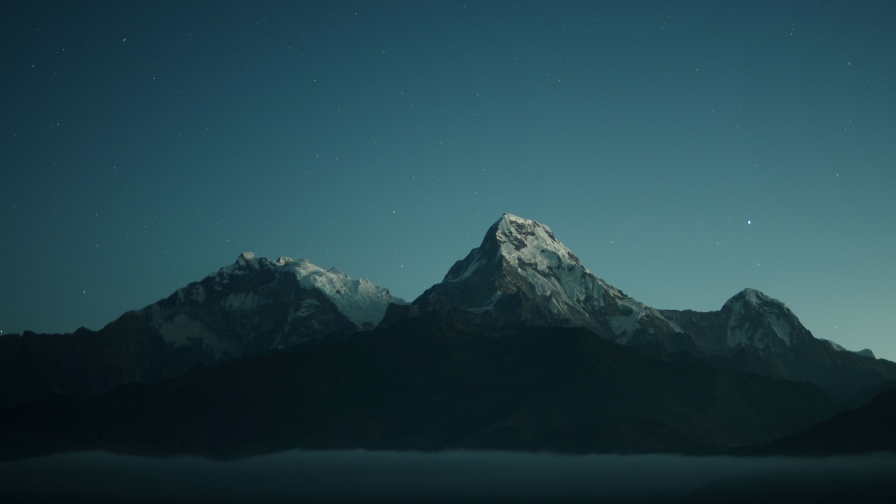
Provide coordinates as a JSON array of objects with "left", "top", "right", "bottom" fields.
[
  {"left": 2, "top": 213, "right": 895, "bottom": 458},
  {"left": 392, "top": 214, "right": 894, "bottom": 399}
]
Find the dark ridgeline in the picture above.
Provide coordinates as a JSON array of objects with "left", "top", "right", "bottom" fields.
[
  {"left": 742, "top": 387, "right": 896, "bottom": 456},
  {"left": 0, "top": 320, "right": 212, "bottom": 410},
  {"left": 2, "top": 214, "right": 896, "bottom": 459},
  {"left": 0, "top": 310, "right": 840, "bottom": 460}
]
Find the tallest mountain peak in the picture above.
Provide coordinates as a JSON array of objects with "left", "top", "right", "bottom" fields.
[
  {"left": 495, "top": 213, "right": 554, "bottom": 238},
  {"left": 490, "top": 214, "right": 580, "bottom": 266},
  {"left": 496, "top": 213, "right": 555, "bottom": 238},
  {"left": 414, "top": 214, "right": 675, "bottom": 341}
]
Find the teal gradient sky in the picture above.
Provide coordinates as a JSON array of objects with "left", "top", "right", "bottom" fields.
[{"left": 2, "top": 1, "right": 895, "bottom": 359}]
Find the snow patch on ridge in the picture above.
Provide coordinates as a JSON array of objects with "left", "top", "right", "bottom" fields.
[
  {"left": 207, "top": 254, "right": 406, "bottom": 329},
  {"left": 825, "top": 339, "right": 875, "bottom": 358},
  {"left": 446, "top": 254, "right": 486, "bottom": 282},
  {"left": 610, "top": 298, "right": 653, "bottom": 339},
  {"left": 277, "top": 257, "right": 406, "bottom": 329}
]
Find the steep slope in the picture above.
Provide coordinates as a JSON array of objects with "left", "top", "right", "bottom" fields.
[
  {"left": 0, "top": 310, "right": 840, "bottom": 460},
  {"left": 0, "top": 253, "right": 404, "bottom": 408}
]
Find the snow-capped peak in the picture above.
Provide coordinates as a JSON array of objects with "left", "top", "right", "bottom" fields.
[
  {"left": 444, "top": 214, "right": 586, "bottom": 283},
  {"left": 493, "top": 213, "right": 586, "bottom": 270},
  {"left": 424, "top": 214, "right": 677, "bottom": 340},
  {"left": 136, "top": 252, "right": 407, "bottom": 362},
  {"left": 723, "top": 288, "right": 804, "bottom": 348},
  {"left": 729, "top": 288, "right": 779, "bottom": 307},
  {"left": 723, "top": 288, "right": 790, "bottom": 315}
]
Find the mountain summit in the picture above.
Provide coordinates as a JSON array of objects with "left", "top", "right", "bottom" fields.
[{"left": 414, "top": 214, "right": 679, "bottom": 343}]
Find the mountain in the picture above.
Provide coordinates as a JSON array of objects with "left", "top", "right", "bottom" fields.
[
  {"left": 390, "top": 214, "right": 896, "bottom": 398},
  {"left": 3, "top": 213, "right": 895, "bottom": 459},
  {"left": 661, "top": 289, "right": 896, "bottom": 398},
  {"left": 129, "top": 252, "right": 404, "bottom": 358},
  {"left": 395, "top": 214, "right": 682, "bottom": 345},
  {"left": 0, "top": 254, "right": 404, "bottom": 408},
  {"left": 3, "top": 212, "right": 894, "bottom": 413},
  {"left": 0, "top": 310, "right": 841, "bottom": 460}
]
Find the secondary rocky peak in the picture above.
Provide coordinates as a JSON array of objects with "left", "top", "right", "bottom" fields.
[
  {"left": 721, "top": 288, "right": 807, "bottom": 349},
  {"left": 722, "top": 288, "right": 796, "bottom": 322}
]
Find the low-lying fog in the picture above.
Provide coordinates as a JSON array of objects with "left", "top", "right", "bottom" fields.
[{"left": 2, "top": 450, "right": 895, "bottom": 503}]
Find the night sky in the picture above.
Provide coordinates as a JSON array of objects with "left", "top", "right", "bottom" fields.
[{"left": 2, "top": 1, "right": 895, "bottom": 359}]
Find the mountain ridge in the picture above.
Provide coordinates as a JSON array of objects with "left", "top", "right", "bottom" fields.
[{"left": 2, "top": 213, "right": 894, "bottom": 410}]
